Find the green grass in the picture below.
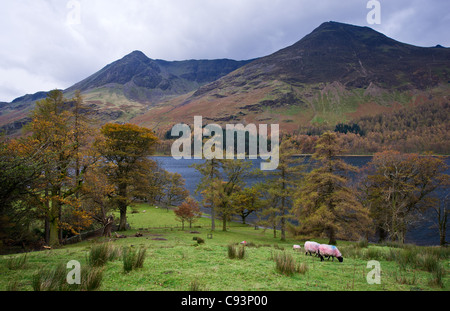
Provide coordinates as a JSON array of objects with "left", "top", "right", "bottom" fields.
[{"left": 1, "top": 204, "right": 448, "bottom": 291}]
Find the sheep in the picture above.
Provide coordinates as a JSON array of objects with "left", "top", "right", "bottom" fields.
[
  {"left": 293, "top": 244, "right": 302, "bottom": 251},
  {"left": 304, "top": 241, "right": 320, "bottom": 256},
  {"left": 318, "top": 244, "right": 343, "bottom": 262}
]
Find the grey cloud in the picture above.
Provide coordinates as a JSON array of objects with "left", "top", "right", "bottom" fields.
[{"left": 0, "top": 0, "right": 448, "bottom": 102}]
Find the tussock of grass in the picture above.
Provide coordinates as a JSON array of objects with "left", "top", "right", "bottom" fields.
[
  {"left": 273, "top": 251, "right": 308, "bottom": 276},
  {"left": 122, "top": 247, "right": 135, "bottom": 273},
  {"left": 135, "top": 247, "right": 147, "bottom": 269},
  {"left": 5, "top": 253, "right": 28, "bottom": 270},
  {"left": 297, "top": 262, "right": 309, "bottom": 274},
  {"left": 428, "top": 262, "right": 445, "bottom": 288},
  {"left": 32, "top": 263, "right": 67, "bottom": 291},
  {"left": 227, "top": 244, "right": 245, "bottom": 259},
  {"left": 82, "top": 266, "right": 105, "bottom": 291},
  {"left": 274, "top": 251, "right": 296, "bottom": 276},
  {"left": 356, "top": 238, "right": 369, "bottom": 248},
  {"left": 32, "top": 263, "right": 104, "bottom": 291},
  {"left": 394, "top": 270, "right": 417, "bottom": 286},
  {"left": 88, "top": 242, "right": 119, "bottom": 267},
  {"left": 189, "top": 279, "right": 205, "bottom": 291},
  {"left": 122, "top": 246, "right": 147, "bottom": 273}
]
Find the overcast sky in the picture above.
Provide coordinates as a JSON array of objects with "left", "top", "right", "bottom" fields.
[{"left": 0, "top": 0, "right": 449, "bottom": 102}]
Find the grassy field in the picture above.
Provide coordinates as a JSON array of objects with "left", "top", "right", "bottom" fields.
[{"left": 1, "top": 204, "right": 448, "bottom": 291}]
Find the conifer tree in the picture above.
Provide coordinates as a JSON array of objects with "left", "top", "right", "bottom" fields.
[
  {"left": 294, "top": 132, "right": 371, "bottom": 244},
  {"left": 259, "top": 139, "right": 304, "bottom": 241}
]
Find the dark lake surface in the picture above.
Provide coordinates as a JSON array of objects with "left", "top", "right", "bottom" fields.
[{"left": 152, "top": 156, "right": 449, "bottom": 246}]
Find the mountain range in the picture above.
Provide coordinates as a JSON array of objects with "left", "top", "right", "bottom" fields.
[
  {"left": 1, "top": 21, "right": 449, "bottom": 143},
  {"left": 0, "top": 51, "right": 251, "bottom": 135}
]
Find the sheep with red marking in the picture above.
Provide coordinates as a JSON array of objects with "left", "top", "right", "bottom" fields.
[
  {"left": 304, "top": 241, "right": 320, "bottom": 256},
  {"left": 293, "top": 244, "right": 302, "bottom": 251},
  {"left": 318, "top": 244, "right": 343, "bottom": 262}
]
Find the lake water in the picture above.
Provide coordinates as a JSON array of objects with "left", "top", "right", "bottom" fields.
[{"left": 152, "top": 156, "right": 450, "bottom": 246}]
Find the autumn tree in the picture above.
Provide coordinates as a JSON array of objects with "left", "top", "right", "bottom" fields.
[
  {"left": 25, "top": 90, "right": 93, "bottom": 246},
  {"left": 206, "top": 179, "right": 233, "bottom": 231},
  {"left": 259, "top": 139, "right": 304, "bottom": 241},
  {"left": 139, "top": 163, "right": 188, "bottom": 209},
  {"left": 431, "top": 194, "right": 449, "bottom": 246},
  {"left": 362, "top": 150, "right": 449, "bottom": 243},
  {"left": 197, "top": 160, "right": 253, "bottom": 231},
  {"left": 294, "top": 132, "right": 372, "bottom": 245},
  {"left": 256, "top": 181, "right": 281, "bottom": 238},
  {"left": 219, "top": 160, "right": 254, "bottom": 231},
  {"left": 145, "top": 163, "right": 169, "bottom": 204},
  {"left": 95, "top": 123, "right": 158, "bottom": 231},
  {"left": 161, "top": 172, "right": 189, "bottom": 208},
  {"left": 71, "top": 90, "right": 95, "bottom": 195},
  {"left": 231, "top": 185, "right": 263, "bottom": 224},
  {"left": 192, "top": 158, "right": 222, "bottom": 231},
  {"left": 174, "top": 197, "right": 202, "bottom": 230},
  {"left": 79, "top": 162, "right": 115, "bottom": 236}
]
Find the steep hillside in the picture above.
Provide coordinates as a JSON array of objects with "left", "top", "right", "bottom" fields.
[{"left": 132, "top": 21, "right": 450, "bottom": 136}]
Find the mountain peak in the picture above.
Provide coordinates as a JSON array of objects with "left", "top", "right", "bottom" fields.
[
  {"left": 315, "top": 20, "right": 369, "bottom": 30},
  {"left": 199, "top": 21, "right": 450, "bottom": 91},
  {"left": 123, "top": 50, "right": 150, "bottom": 60},
  {"left": 305, "top": 21, "right": 389, "bottom": 44},
  {"left": 315, "top": 20, "right": 352, "bottom": 29}
]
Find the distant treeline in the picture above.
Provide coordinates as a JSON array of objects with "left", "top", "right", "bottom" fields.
[
  {"left": 294, "top": 100, "right": 450, "bottom": 155},
  {"left": 155, "top": 100, "right": 449, "bottom": 156}
]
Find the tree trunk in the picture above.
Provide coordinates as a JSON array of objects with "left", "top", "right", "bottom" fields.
[
  {"left": 210, "top": 165, "right": 216, "bottom": 231},
  {"left": 103, "top": 216, "right": 113, "bottom": 237},
  {"left": 328, "top": 227, "right": 337, "bottom": 245},
  {"left": 222, "top": 215, "right": 227, "bottom": 231},
  {"left": 48, "top": 217, "right": 59, "bottom": 247},
  {"left": 44, "top": 216, "right": 50, "bottom": 245},
  {"left": 280, "top": 171, "right": 286, "bottom": 241},
  {"left": 44, "top": 188, "right": 50, "bottom": 244},
  {"left": 58, "top": 201, "right": 63, "bottom": 242},
  {"left": 439, "top": 216, "right": 447, "bottom": 246},
  {"left": 438, "top": 205, "right": 447, "bottom": 246},
  {"left": 119, "top": 208, "right": 127, "bottom": 231},
  {"left": 118, "top": 183, "right": 128, "bottom": 231},
  {"left": 280, "top": 215, "right": 286, "bottom": 241},
  {"left": 48, "top": 193, "right": 61, "bottom": 246},
  {"left": 377, "top": 226, "right": 387, "bottom": 243},
  {"left": 440, "top": 234, "right": 446, "bottom": 246}
]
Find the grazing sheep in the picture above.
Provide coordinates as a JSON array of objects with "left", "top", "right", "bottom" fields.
[
  {"left": 304, "top": 241, "right": 320, "bottom": 256},
  {"left": 293, "top": 245, "right": 302, "bottom": 251},
  {"left": 318, "top": 244, "right": 343, "bottom": 262}
]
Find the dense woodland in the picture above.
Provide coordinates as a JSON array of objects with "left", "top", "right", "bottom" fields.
[
  {"left": 294, "top": 100, "right": 450, "bottom": 155},
  {"left": 0, "top": 90, "right": 449, "bottom": 254},
  {"left": 154, "top": 99, "right": 450, "bottom": 156}
]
